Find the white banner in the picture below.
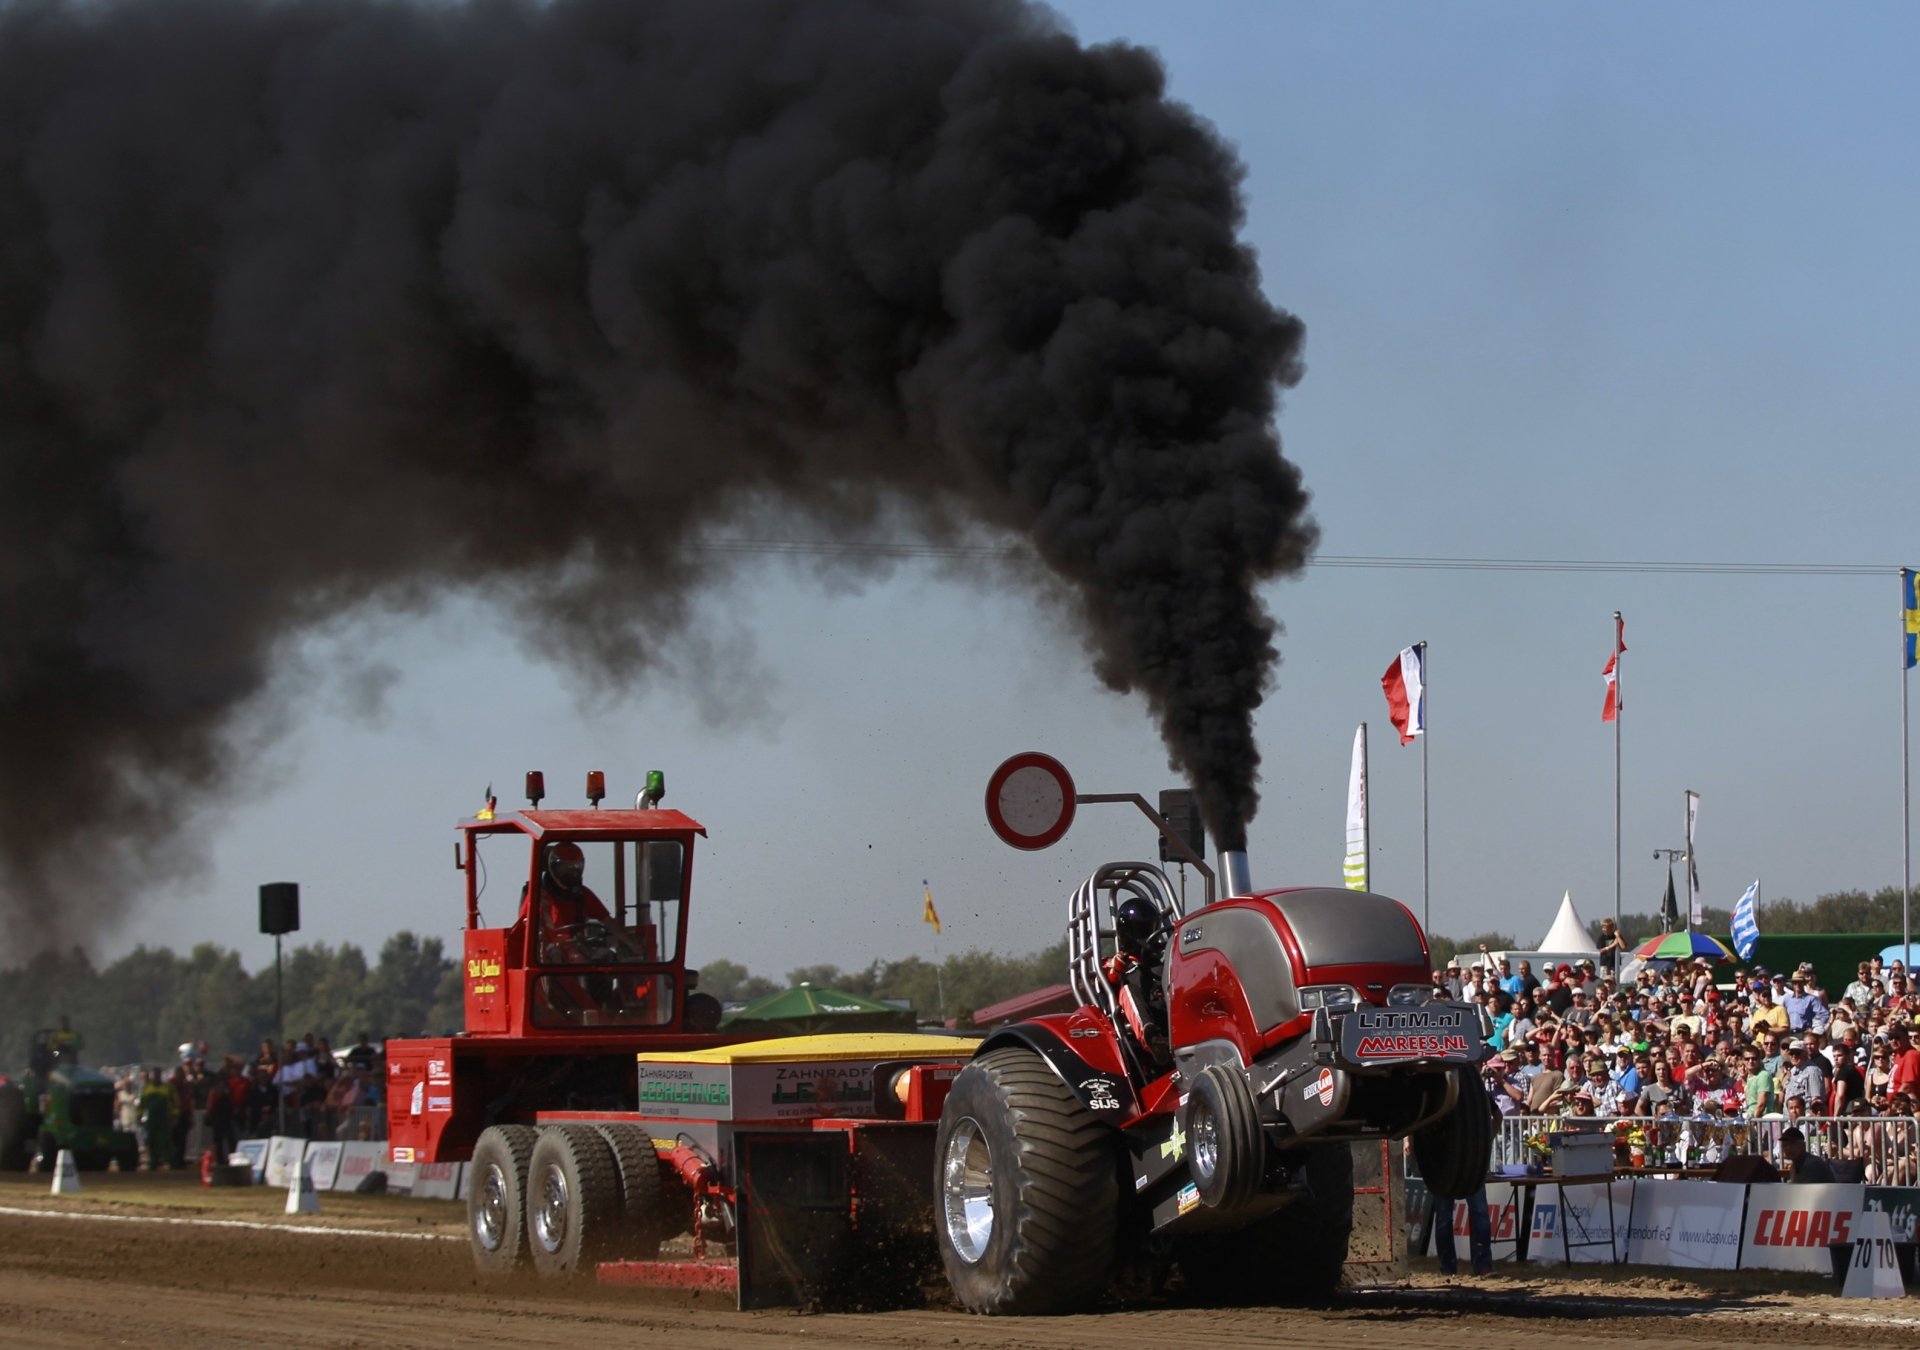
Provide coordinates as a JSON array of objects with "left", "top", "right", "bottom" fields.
[
  {"left": 1685, "top": 789, "right": 1703, "bottom": 926},
  {"left": 1428, "top": 1183, "right": 1521, "bottom": 1264},
  {"left": 1525, "top": 1182, "right": 1622, "bottom": 1264},
  {"left": 1343, "top": 724, "right": 1368, "bottom": 891},
  {"left": 264, "top": 1135, "right": 306, "bottom": 1189},
  {"left": 1739, "top": 1182, "right": 1866, "bottom": 1273},
  {"left": 1624, "top": 1179, "right": 1742, "bottom": 1269},
  {"left": 303, "top": 1140, "right": 344, "bottom": 1191},
  {"left": 234, "top": 1138, "right": 270, "bottom": 1184},
  {"left": 334, "top": 1140, "right": 386, "bottom": 1192},
  {"left": 385, "top": 1157, "right": 418, "bottom": 1195},
  {"left": 411, "top": 1160, "right": 461, "bottom": 1201}
]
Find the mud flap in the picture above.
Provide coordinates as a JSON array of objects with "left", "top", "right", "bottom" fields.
[{"left": 734, "top": 1133, "right": 851, "bottom": 1309}]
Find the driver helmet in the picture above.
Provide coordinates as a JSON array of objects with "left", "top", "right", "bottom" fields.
[
  {"left": 547, "top": 842, "right": 586, "bottom": 893},
  {"left": 1114, "top": 895, "right": 1162, "bottom": 951}
]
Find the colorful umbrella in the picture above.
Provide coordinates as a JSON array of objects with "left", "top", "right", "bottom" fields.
[{"left": 1632, "top": 930, "right": 1736, "bottom": 962}]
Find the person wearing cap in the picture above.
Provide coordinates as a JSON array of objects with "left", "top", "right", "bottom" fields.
[
  {"left": 1748, "top": 984, "right": 1788, "bottom": 1037},
  {"left": 1543, "top": 967, "right": 1576, "bottom": 1016},
  {"left": 1782, "top": 974, "right": 1823, "bottom": 1032},
  {"left": 1780, "top": 1126, "right": 1837, "bottom": 1183},
  {"left": 1783, "top": 1039, "right": 1828, "bottom": 1111},
  {"left": 1542, "top": 1055, "right": 1591, "bottom": 1111},
  {"left": 1486, "top": 1051, "right": 1527, "bottom": 1117}
]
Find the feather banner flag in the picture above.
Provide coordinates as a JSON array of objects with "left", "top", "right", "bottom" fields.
[
  {"left": 1730, "top": 880, "right": 1761, "bottom": 961},
  {"left": 1685, "top": 790, "right": 1702, "bottom": 927},
  {"left": 1905, "top": 569, "right": 1919, "bottom": 669},
  {"left": 1343, "top": 724, "right": 1368, "bottom": 891},
  {"left": 1602, "top": 613, "right": 1626, "bottom": 722},
  {"left": 1381, "top": 645, "right": 1425, "bottom": 745},
  {"left": 921, "top": 880, "right": 942, "bottom": 936}
]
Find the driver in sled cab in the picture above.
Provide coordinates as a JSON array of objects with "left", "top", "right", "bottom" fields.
[{"left": 518, "top": 842, "right": 656, "bottom": 1021}]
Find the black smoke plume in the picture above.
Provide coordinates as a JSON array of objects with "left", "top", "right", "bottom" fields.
[{"left": 0, "top": 0, "right": 1314, "bottom": 946}]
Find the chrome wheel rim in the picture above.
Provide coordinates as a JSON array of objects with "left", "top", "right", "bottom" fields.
[
  {"left": 941, "top": 1118, "right": 994, "bottom": 1263},
  {"left": 1191, "top": 1101, "right": 1220, "bottom": 1183},
  {"left": 474, "top": 1162, "right": 510, "bottom": 1252},
  {"left": 531, "top": 1163, "right": 569, "bottom": 1254}
]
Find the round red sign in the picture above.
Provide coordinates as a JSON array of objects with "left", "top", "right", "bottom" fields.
[{"left": 984, "top": 752, "right": 1077, "bottom": 851}]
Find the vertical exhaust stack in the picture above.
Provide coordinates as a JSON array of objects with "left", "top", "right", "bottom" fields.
[{"left": 1219, "top": 850, "right": 1252, "bottom": 899}]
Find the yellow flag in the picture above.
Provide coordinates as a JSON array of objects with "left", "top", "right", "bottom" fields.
[{"left": 922, "top": 881, "right": 942, "bottom": 935}]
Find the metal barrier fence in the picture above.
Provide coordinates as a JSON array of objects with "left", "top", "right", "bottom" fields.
[{"left": 1494, "top": 1113, "right": 1920, "bottom": 1184}]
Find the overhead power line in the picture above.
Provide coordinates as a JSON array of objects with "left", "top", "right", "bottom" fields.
[{"left": 693, "top": 538, "right": 1890, "bottom": 577}]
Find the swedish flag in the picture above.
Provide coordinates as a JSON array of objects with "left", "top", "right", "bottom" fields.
[{"left": 1906, "top": 569, "right": 1920, "bottom": 670}]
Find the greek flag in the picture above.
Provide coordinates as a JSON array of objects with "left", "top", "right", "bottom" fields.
[{"left": 1730, "top": 880, "right": 1761, "bottom": 961}]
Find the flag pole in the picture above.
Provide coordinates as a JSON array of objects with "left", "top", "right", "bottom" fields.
[
  {"left": 1419, "top": 639, "right": 1430, "bottom": 938},
  {"left": 934, "top": 931, "right": 946, "bottom": 1024},
  {"left": 1613, "top": 610, "right": 1623, "bottom": 952},
  {"left": 1904, "top": 569, "right": 1912, "bottom": 962}
]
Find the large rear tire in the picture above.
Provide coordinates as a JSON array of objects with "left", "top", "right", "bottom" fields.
[
  {"left": 1412, "top": 1067, "right": 1494, "bottom": 1201},
  {"left": 0, "top": 1085, "right": 30, "bottom": 1171},
  {"left": 934, "top": 1047, "right": 1118, "bottom": 1315},
  {"left": 468, "top": 1124, "right": 538, "bottom": 1275},
  {"left": 1179, "top": 1063, "right": 1264, "bottom": 1211},
  {"left": 1178, "top": 1144, "right": 1354, "bottom": 1304},
  {"left": 525, "top": 1125, "right": 624, "bottom": 1278},
  {"left": 592, "top": 1123, "right": 669, "bottom": 1258}
]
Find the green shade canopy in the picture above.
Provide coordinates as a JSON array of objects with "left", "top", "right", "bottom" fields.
[{"left": 720, "top": 984, "right": 915, "bottom": 1033}]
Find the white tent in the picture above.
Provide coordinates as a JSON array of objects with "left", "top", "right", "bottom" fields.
[{"left": 1537, "top": 891, "right": 1602, "bottom": 955}]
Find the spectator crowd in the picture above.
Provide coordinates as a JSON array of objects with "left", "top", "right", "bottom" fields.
[
  {"left": 112, "top": 1031, "right": 387, "bottom": 1171},
  {"left": 1448, "top": 949, "right": 1920, "bottom": 1182}
]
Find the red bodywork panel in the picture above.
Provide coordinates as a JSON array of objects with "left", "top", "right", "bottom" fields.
[
  {"left": 1166, "top": 892, "right": 1432, "bottom": 1068},
  {"left": 1025, "top": 1008, "right": 1134, "bottom": 1083}
]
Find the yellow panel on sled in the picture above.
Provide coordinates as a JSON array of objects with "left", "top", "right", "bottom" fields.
[{"left": 639, "top": 1032, "right": 979, "bottom": 1065}]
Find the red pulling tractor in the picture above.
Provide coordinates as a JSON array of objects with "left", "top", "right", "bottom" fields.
[{"left": 390, "top": 760, "right": 1493, "bottom": 1313}]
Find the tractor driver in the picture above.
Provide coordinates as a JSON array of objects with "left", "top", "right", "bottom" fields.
[
  {"left": 521, "top": 842, "right": 661, "bottom": 1024},
  {"left": 529, "top": 842, "right": 617, "bottom": 965},
  {"left": 1103, "top": 895, "right": 1171, "bottom": 1066}
]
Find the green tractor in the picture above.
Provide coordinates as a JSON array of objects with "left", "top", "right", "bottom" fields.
[{"left": 0, "top": 1027, "right": 140, "bottom": 1172}]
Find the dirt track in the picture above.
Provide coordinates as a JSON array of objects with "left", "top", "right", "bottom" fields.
[{"left": 3, "top": 1173, "right": 1918, "bottom": 1348}]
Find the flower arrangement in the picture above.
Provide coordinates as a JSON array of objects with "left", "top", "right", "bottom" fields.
[{"left": 1612, "top": 1119, "right": 1650, "bottom": 1166}]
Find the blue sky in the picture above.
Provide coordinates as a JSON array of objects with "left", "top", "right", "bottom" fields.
[{"left": 126, "top": 2, "right": 1920, "bottom": 987}]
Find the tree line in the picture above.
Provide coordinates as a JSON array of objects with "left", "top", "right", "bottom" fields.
[
  {"left": 1, "top": 935, "right": 1071, "bottom": 1071},
  {"left": 0, "top": 934, "right": 462, "bottom": 1072},
  {"left": 7, "top": 883, "right": 1905, "bottom": 1070}
]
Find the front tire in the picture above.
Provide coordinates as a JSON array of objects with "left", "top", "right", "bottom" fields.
[
  {"left": 934, "top": 1047, "right": 1118, "bottom": 1315},
  {"left": 525, "top": 1125, "right": 624, "bottom": 1278},
  {"left": 468, "top": 1124, "right": 538, "bottom": 1275},
  {"left": 1412, "top": 1067, "right": 1494, "bottom": 1201},
  {"left": 1179, "top": 1063, "right": 1264, "bottom": 1211}
]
